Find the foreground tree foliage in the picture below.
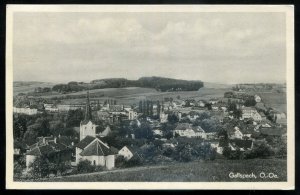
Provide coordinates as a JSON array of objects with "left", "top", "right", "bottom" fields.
[
  {"left": 76, "top": 160, "right": 95, "bottom": 173},
  {"left": 14, "top": 156, "right": 26, "bottom": 178},
  {"left": 66, "top": 109, "right": 84, "bottom": 128},
  {"left": 28, "top": 156, "right": 72, "bottom": 179}
]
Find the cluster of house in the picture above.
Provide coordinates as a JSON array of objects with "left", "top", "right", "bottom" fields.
[
  {"left": 13, "top": 107, "right": 38, "bottom": 115},
  {"left": 44, "top": 103, "right": 85, "bottom": 112},
  {"left": 19, "top": 93, "right": 145, "bottom": 171},
  {"left": 15, "top": 90, "right": 288, "bottom": 174}
]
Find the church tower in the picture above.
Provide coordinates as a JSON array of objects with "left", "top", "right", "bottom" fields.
[{"left": 80, "top": 91, "right": 97, "bottom": 141}]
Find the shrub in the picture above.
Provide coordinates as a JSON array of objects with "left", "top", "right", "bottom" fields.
[
  {"left": 77, "top": 159, "right": 95, "bottom": 173},
  {"left": 115, "top": 155, "right": 126, "bottom": 168},
  {"left": 94, "top": 166, "right": 106, "bottom": 172},
  {"left": 14, "top": 162, "right": 24, "bottom": 178},
  {"left": 173, "top": 144, "right": 193, "bottom": 162},
  {"left": 162, "top": 147, "right": 175, "bottom": 157},
  {"left": 56, "top": 161, "right": 72, "bottom": 176},
  {"left": 28, "top": 157, "right": 51, "bottom": 179},
  {"left": 243, "top": 140, "right": 275, "bottom": 159},
  {"left": 123, "top": 156, "right": 143, "bottom": 167},
  {"left": 223, "top": 146, "right": 243, "bottom": 160},
  {"left": 14, "top": 156, "right": 26, "bottom": 177}
]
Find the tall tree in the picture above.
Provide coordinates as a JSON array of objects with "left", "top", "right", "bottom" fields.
[
  {"left": 139, "top": 100, "right": 143, "bottom": 113},
  {"left": 66, "top": 109, "right": 84, "bottom": 127},
  {"left": 157, "top": 101, "right": 161, "bottom": 116},
  {"left": 150, "top": 101, "right": 153, "bottom": 116}
]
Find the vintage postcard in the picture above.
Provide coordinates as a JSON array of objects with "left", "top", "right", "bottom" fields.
[{"left": 6, "top": 5, "right": 294, "bottom": 189}]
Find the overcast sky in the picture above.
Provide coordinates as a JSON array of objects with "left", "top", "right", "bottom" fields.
[{"left": 13, "top": 12, "right": 286, "bottom": 84}]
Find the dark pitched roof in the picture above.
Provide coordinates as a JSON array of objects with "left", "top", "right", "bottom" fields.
[
  {"left": 57, "top": 136, "right": 74, "bottom": 147},
  {"left": 110, "top": 146, "right": 119, "bottom": 154},
  {"left": 175, "top": 123, "right": 191, "bottom": 130},
  {"left": 125, "top": 145, "right": 141, "bottom": 154},
  {"left": 76, "top": 136, "right": 96, "bottom": 149},
  {"left": 218, "top": 139, "right": 229, "bottom": 147},
  {"left": 39, "top": 145, "right": 56, "bottom": 155},
  {"left": 80, "top": 140, "right": 114, "bottom": 156},
  {"left": 230, "top": 139, "right": 253, "bottom": 149},
  {"left": 26, "top": 145, "right": 55, "bottom": 156},
  {"left": 26, "top": 147, "right": 41, "bottom": 156},
  {"left": 14, "top": 140, "right": 28, "bottom": 149},
  {"left": 240, "top": 125, "right": 255, "bottom": 134},
  {"left": 260, "top": 128, "right": 285, "bottom": 136},
  {"left": 48, "top": 142, "right": 67, "bottom": 151}
]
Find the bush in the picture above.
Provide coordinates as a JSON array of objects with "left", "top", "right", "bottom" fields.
[
  {"left": 173, "top": 144, "right": 193, "bottom": 162},
  {"left": 162, "top": 147, "right": 175, "bottom": 157},
  {"left": 56, "top": 162, "right": 72, "bottom": 176},
  {"left": 94, "top": 166, "right": 106, "bottom": 172},
  {"left": 223, "top": 146, "right": 243, "bottom": 160},
  {"left": 115, "top": 155, "right": 126, "bottom": 168},
  {"left": 14, "top": 162, "right": 25, "bottom": 178},
  {"left": 243, "top": 140, "right": 275, "bottom": 159},
  {"left": 28, "top": 157, "right": 51, "bottom": 179},
  {"left": 77, "top": 159, "right": 95, "bottom": 173},
  {"left": 123, "top": 156, "right": 143, "bottom": 167}
]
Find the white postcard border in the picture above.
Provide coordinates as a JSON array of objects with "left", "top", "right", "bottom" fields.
[{"left": 6, "top": 4, "right": 295, "bottom": 190}]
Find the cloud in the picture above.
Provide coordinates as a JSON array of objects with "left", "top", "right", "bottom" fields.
[{"left": 13, "top": 12, "right": 286, "bottom": 83}]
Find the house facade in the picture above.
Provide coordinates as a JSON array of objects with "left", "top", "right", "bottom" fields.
[
  {"left": 242, "top": 107, "right": 262, "bottom": 121},
  {"left": 13, "top": 107, "right": 38, "bottom": 115},
  {"left": 128, "top": 110, "right": 138, "bottom": 120},
  {"left": 254, "top": 95, "right": 261, "bottom": 103},
  {"left": 173, "top": 123, "right": 206, "bottom": 139},
  {"left": 76, "top": 136, "right": 115, "bottom": 169},
  {"left": 119, "top": 145, "right": 143, "bottom": 161}
]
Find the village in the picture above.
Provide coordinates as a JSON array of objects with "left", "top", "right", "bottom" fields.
[{"left": 13, "top": 85, "right": 287, "bottom": 180}]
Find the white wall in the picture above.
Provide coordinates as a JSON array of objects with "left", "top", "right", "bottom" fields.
[
  {"left": 118, "top": 146, "right": 134, "bottom": 160},
  {"left": 26, "top": 155, "right": 37, "bottom": 169},
  {"left": 80, "top": 121, "right": 96, "bottom": 141},
  {"left": 105, "top": 155, "right": 115, "bottom": 170}
]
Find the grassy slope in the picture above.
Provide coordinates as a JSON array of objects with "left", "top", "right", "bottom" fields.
[
  {"left": 13, "top": 81, "right": 55, "bottom": 96},
  {"left": 258, "top": 92, "right": 287, "bottom": 113},
  {"left": 57, "top": 87, "right": 229, "bottom": 105},
  {"left": 46, "top": 158, "right": 286, "bottom": 182}
]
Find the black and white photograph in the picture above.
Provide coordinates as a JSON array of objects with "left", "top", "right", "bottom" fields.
[{"left": 6, "top": 5, "right": 294, "bottom": 189}]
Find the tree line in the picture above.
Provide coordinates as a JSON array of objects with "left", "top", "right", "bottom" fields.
[{"left": 46, "top": 77, "right": 204, "bottom": 94}]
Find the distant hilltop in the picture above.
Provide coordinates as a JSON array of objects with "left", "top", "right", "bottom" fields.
[{"left": 50, "top": 76, "right": 204, "bottom": 93}]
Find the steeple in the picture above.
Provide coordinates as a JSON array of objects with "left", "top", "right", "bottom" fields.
[{"left": 84, "top": 90, "right": 93, "bottom": 122}]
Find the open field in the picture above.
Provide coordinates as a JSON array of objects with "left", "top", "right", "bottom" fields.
[
  {"left": 57, "top": 87, "right": 229, "bottom": 105},
  {"left": 13, "top": 80, "right": 230, "bottom": 105},
  {"left": 258, "top": 92, "right": 287, "bottom": 113},
  {"left": 43, "top": 158, "right": 286, "bottom": 182},
  {"left": 13, "top": 81, "right": 55, "bottom": 96}
]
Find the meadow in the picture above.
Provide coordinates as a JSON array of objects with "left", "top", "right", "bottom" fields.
[
  {"left": 44, "top": 158, "right": 286, "bottom": 182},
  {"left": 13, "top": 81, "right": 55, "bottom": 96},
  {"left": 57, "top": 87, "right": 229, "bottom": 105},
  {"left": 258, "top": 92, "right": 287, "bottom": 113}
]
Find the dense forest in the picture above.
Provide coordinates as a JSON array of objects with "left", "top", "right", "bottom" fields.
[{"left": 50, "top": 77, "right": 204, "bottom": 93}]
